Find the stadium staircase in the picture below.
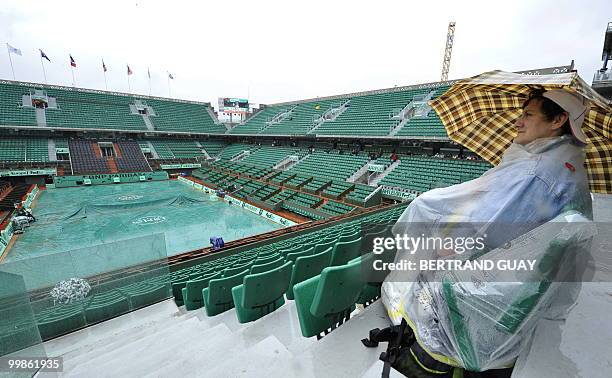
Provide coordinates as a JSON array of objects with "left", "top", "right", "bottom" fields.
[
  {"left": 369, "top": 160, "right": 400, "bottom": 186},
  {"left": 346, "top": 160, "right": 374, "bottom": 183},
  {"left": 47, "top": 139, "right": 57, "bottom": 161},
  {"left": 35, "top": 107, "right": 47, "bottom": 127},
  {"left": 106, "top": 158, "right": 119, "bottom": 173},
  {"left": 42, "top": 297, "right": 391, "bottom": 377},
  {"left": 307, "top": 100, "right": 351, "bottom": 135}
]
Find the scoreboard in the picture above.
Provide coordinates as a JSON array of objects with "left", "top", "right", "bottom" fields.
[{"left": 219, "top": 98, "right": 249, "bottom": 115}]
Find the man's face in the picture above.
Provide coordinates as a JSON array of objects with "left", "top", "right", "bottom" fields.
[{"left": 514, "top": 99, "right": 564, "bottom": 145}]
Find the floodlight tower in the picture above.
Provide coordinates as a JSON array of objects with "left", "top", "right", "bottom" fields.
[{"left": 441, "top": 22, "right": 456, "bottom": 82}]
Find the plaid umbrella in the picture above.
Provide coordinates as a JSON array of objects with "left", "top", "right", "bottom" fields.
[{"left": 429, "top": 70, "right": 612, "bottom": 194}]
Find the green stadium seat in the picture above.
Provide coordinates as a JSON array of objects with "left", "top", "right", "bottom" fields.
[
  {"left": 203, "top": 269, "right": 250, "bottom": 316},
  {"left": 293, "top": 258, "right": 365, "bottom": 338},
  {"left": 330, "top": 237, "right": 363, "bottom": 266},
  {"left": 285, "top": 247, "right": 314, "bottom": 263},
  {"left": 286, "top": 247, "right": 332, "bottom": 300},
  {"left": 223, "top": 261, "right": 254, "bottom": 277},
  {"left": 250, "top": 256, "right": 286, "bottom": 274},
  {"left": 231, "top": 261, "right": 293, "bottom": 323},
  {"left": 181, "top": 272, "right": 222, "bottom": 311}
]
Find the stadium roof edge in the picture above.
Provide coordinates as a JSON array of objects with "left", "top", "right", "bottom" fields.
[
  {"left": 0, "top": 78, "right": 211, "bottom": 107},
  {"left": 266, "top": 79, "right": 460, "bottom": 107}
]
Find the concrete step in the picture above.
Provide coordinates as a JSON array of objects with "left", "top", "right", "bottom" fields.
[
  {"left": 204, "top": 335, "right": 303, "bottom": 378},
  {"left": 297, "top": 301, "right": 391, "bottom": 378},
  {"left": 45, "top": 299, "right": 189, "bottom": 359},
  {"left": 63, "top": 316, "right": 205, "bottom": 376},
  {"left": 140, "top": 323, "right": 240, "bottom": 377}
]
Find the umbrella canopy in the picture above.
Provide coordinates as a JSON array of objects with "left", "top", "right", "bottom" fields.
[{"left": 429, "top": 70, "right": 612, "bottom": 194}]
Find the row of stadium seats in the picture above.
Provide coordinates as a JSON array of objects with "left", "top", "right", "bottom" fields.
[
  {"left": 378, "top": 155, "right": 491, "bottom": 192},
  {"left": 115, "top": 140, "right": 152, "bottom": 172},
  {"left": 0, "top": 138, "right": 49, "bottom": 162},
  {"left": 289, "top": 151, "right": 369, "bottom": 181}
]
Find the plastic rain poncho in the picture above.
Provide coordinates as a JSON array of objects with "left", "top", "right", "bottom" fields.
[{"left": 381, "top": 135, "right": 595, "bottom": 371}]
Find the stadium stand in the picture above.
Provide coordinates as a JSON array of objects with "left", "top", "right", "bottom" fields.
[
  {"left": 0, "top": 82, "right": 37, "bottom": 126},
  {"left": 239, "top": 146, "right": 305, "bottom": 168},
  {"left": 379, "top": 155, "right": 491, "bottom": 192},
  {"left": 289, "top": 151, "right": 369, "bottom": 181},
  {"left": 148, "top": 139, "right": 205, "bottom": 159},
  {"left": 68, "top": 139, "right": 111, "bottom": 174},
  {"left": 115, "top": 140, "right": 152, "bottom": 172},
  {"left": 0, "top": 138, "right": 49, "bottom": 162},
  {"left": 144, "top": 98, "right": 225, "bottom": 134},
  {"left": 44, "top": 88, "right": 148, "bottom": 131},
  {"left": 0, "top": 81, "right": 222, "bottom": 134},
  {"left": 315, "top": 88, "right": 429, "bottom": 136},
  {"left": 198, "top": 140, "right": 227, "bottom": 157}
]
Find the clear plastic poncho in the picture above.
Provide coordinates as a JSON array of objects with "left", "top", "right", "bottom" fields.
[{"left": 381, "top": 136, "right": 596, "bottom": 371}]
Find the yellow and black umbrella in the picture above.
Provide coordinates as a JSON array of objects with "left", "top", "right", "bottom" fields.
[{"left": 429, "top": 70, "right": 612, "bottom": 193}]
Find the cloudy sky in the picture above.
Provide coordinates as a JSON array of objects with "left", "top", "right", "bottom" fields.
[{"left": 0, "top": 0, "right": 609, "bottom": 108}]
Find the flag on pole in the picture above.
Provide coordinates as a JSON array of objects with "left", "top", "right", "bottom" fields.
[
  {"left": 168, "top": 72, "right": 174, "bottom": 80},
  {"left": 40, "top": 49, "right": 51, "bottom": 62},
  {"left": 127, "top": 65, "right": 133, "bottom": 75},
  {"left": 70, "top": 54, "right": 77, "bottom": 68},
  {"left": 102, "top": 59, "right": 107, "bottom": 72},
  {"left": 7, "top": 43, "right": 21, "bottom": 56}
]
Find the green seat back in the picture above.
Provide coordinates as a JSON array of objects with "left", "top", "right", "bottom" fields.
[
  {"left": 254, "top": 252, "right": 280, "bottom": 265},
  {"left": 286, "top": 247, "right": 332, "bottom": 300},
  {"left": 231, "top": 261, "right": 293, "bottom": 323},
  {"left": 203, "top": 269, "right": 249, "bottom": 316},
  {"left": 183, "top": 272, "right": 222, "bottom": 310},
  {"left": 285, "top": 247, "right": 314, "bottom": 263},
  {"left": 223, "top": 261, "right": 254, "bottom": 277},
  {"left": 242, "top": 261, "right": 293, "bottom": 309},
  {"left": 250, "top": 256, "right": 285, "bottom": 275},
  {"left": 330, "top": 237, "right": 363, "bottom": 266},
  {"left": 310, "top": 259, "right": 364, "bottom": 318},
  {"left": 312, "top": 238, "right": 337, "bottom": 254}
]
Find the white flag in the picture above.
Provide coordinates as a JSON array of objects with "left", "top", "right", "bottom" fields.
[{"left": 6, "top": 43, "right": 22, "bottom": 56}]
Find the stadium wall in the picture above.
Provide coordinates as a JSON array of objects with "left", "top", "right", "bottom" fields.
[{"left": 53, "top": 171, "right": 168, "bottom": 188}]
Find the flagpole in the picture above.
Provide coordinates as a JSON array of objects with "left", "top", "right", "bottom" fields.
[
  {"left": 148, "top": 70, "right": 151, "bottom": 96},
  {"left": 6, "top": 45, "right": 15, "bottom": 80},
  {"left": 40, "top": 54, "right": 47, "bottom": 84},
  {"left": 71, "top": 66, "right": 76, "bottom": 87},
  {"left": 103, "top": 70, "right": 108, "bottom": 90},
  {"left": 127, "top": 74, "right": 131, "bottom": 92}
]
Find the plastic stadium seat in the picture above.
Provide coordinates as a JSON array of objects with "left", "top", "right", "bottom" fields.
[
  {"left": 203, "top": 269, "right": 250, "bottom": 316},
  {"left": 286, "top": 247, "right": 332, "bottom": 300},
  {"left": 312, "top": 238, "right": 337, "bottom": 254},
  {"left": 293, "top": 258, "right": 365, "bottom": 338},
  {"left": 231, "top": 261, "right": 293, "bottom": 323},
  {"left": 329, "top": 237, "right": 363, "bottom": 266},
  {"left": 181, "top": 272, "right": 222, "bottom": 311},
  {"left": 250, "top": 256, "right": 286, "bottom": 274},
  {"left": 253, "top": 253, "right": 281, "bottom": 265},
  {"left": 223, "top": 261, "right": 254, "bottom": 277},
  {"left": 285, "top": 246, "right": 314, "bottom": 263}
]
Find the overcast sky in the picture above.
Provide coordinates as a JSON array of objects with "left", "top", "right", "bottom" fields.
[{"left": 0, "top": 0, "right": 609, "bottom": 108}]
